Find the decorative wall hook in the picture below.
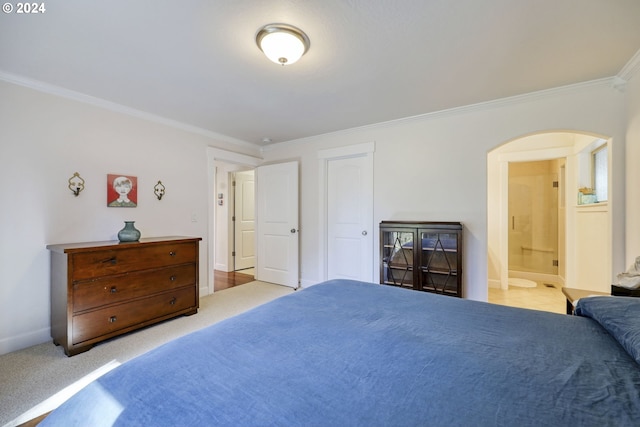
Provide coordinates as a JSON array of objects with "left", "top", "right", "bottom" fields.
[
  {"left": 68, "top": 172, "right": 85, "bottom": 196},
  {"left": 154, "top": 180, "right": 166, "bottom": 200}
]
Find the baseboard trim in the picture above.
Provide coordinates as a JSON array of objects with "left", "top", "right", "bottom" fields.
[{"left": 0, "top": 327, "right": 51, "bottom": 356}]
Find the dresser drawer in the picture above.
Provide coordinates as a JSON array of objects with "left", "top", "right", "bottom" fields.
[
  {"left": 73, "top": 264, "right": 196, "bottom": 313},
  {"left": 72, "top": 287, "right": 196, "bottom": 345},
  {"left": 70, "top": 242, "right": 197, "bottom": 280}
]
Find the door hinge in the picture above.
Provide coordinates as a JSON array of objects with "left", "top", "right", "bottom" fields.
[
  {"left": 552, "top": 181, "right": 559, "bottom": 188},
  {"left": 232, "top": 251, "right": 236, "bottom": 257},
  {"left": 232, "top": 216, "right": 235, "bottom": 221},
  {"left": 552, "top": 259, "right": 559, "bottom": 267}
]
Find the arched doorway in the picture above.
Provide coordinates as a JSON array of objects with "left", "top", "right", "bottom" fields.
[{"left": 487, "top": 131, "right": 612, "bottom": 312}]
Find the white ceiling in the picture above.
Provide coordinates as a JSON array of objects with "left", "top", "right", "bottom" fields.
[{"left": 1, "top": 0, "right": 640, "bottom": 147}]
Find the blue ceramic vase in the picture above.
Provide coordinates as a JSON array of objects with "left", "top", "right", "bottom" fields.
[{"left": 118, "top": 221, "right": 141, "bottom": 242}]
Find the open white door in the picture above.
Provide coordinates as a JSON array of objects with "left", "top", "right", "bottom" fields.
[
  {"left": 234, "top": 170, "right": 255, "bottom": 271},
  {"left": 256, "top": 161, "right": 299, "bottom": 288}
]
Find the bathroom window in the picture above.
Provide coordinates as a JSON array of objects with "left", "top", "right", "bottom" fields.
[{"left": 592, "top": 144, "right": 608, "bottom": 202}]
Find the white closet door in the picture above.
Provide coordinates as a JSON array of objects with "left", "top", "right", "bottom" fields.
[{"left": 327, "top": 154, "right": 373, "bottom": 282}]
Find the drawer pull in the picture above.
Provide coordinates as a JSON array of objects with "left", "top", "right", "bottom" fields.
[
  {"left": 169, "top": 251, "right": 176, "bottom": 257},
  {"left": 102, "top": 257, "right": 117, "bottom": 265},
  {"left": 109, "top": 316, "right": 117, "bottom": 323},
  {"left": 110, "top": 287, "right": 117, "bottom": 293},
  {"left": 169, "top": 297, "right": 176, "bottom": 305},
  {"left": 169, "top": 276, "right": 176, "bottom": 281}
]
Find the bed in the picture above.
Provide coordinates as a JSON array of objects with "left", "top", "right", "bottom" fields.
[{"left": 40, "top": 279, "right": 640, "bottom": 426}]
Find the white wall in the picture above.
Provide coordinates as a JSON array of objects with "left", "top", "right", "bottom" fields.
[
  {"left": 626, "top": 67, "right": 640, "bottom": 267},
  {"left": 261, "top": 80, "right": 627, "bottom": 302},
  {"left": 0, "top": 73, "right": 634, "bottom": 355},
  {"left": 0, "top": 81, "right": 260, "bottom": 355}
]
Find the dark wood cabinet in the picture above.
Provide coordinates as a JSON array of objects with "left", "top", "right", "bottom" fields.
[
  {"left": 380, "top": 221, "right": 462, "bottom": 297},
  {"left": 47, "top": 236, "right": 201, "bottom": 356}
]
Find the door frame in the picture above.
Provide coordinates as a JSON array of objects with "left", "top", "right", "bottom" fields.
[
  {"left": 317, "top": 142, "right": 375, "bottom": 283},
  {"left": 207, "top": 147, "right": 262, "bottom": 294},
  {"left": 495, "top": 147, "right": 570, "bottom": 290}
]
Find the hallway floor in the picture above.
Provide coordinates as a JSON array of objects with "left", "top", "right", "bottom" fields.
[
  {"left": 488, "top": 282, "right": 566, "bottom": 314},
  {"left": 214, "top": 268, "right": 255, "bottom": 291}
]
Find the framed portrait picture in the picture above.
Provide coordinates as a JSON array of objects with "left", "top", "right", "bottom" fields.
[{"left": 107, "top": 174, "right": 138, "bottom": 207}]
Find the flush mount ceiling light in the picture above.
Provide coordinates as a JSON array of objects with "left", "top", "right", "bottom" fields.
[{"left": 256, "top": 23, "right": 310, "bottom": 66}]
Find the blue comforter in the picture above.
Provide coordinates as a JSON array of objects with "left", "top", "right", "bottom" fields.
[{"left": 41, "top": 280, "right": 640, "bottom": 426}]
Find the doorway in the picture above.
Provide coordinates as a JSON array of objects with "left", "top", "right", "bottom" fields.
[
  {"left": 487, "top": 131, "right": 613, "bottom": 313},
  {"left": 207, "top": 148, "right": 262, "bottom": 294},
  {"left": 496, "top": 158, "right": 566, "bottom": 314},
  {"left": 212, "top": 163, "right": 256, "bottom": 292},
  {"left": 209, "top": 156, "right": 299, "bottom": 292}
]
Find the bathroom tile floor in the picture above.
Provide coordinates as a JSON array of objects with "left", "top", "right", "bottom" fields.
[{"left": 488, "top": 282, "right": 566, "bottom": 314}]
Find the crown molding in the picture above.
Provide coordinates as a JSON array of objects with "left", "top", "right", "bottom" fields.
[
  {"left": 1, "top": 69, "right": 624, "bottom": 154},
  {"left": 618, "top": 48, "right": 640, "bottom": 82},
  {"left": 263, "top": 77, "right": 618, "bottom": 151},
  {"left": 0, "top": 70, "right": 259, "bottom": 150}
]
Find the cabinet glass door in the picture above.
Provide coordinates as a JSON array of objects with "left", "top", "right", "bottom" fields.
[
  {"left": 419, "top": 231, "right": 459, "bottom": 295},
  {"left": 381, "top": 229, "right": 414, "bottom": 289}
]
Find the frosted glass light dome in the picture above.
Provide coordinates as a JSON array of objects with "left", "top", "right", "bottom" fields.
[{"left": 256, "top": 24, "right": 310, "bottom": 66}]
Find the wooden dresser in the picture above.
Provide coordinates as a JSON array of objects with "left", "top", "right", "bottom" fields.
[{"left": 47, "top": 236, "right": 201, "bottom": 356}]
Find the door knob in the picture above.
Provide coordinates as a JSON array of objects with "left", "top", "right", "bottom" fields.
[
  {"left": 362, "top": 230, "right": 368, "bottom": 236},
  {"left": 290, "top": 228, "right": 299, "bottom": 234}
]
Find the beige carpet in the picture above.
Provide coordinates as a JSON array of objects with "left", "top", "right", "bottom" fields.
[{"left": 0, "top": 281, "right": 294, "bottom": 427}]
